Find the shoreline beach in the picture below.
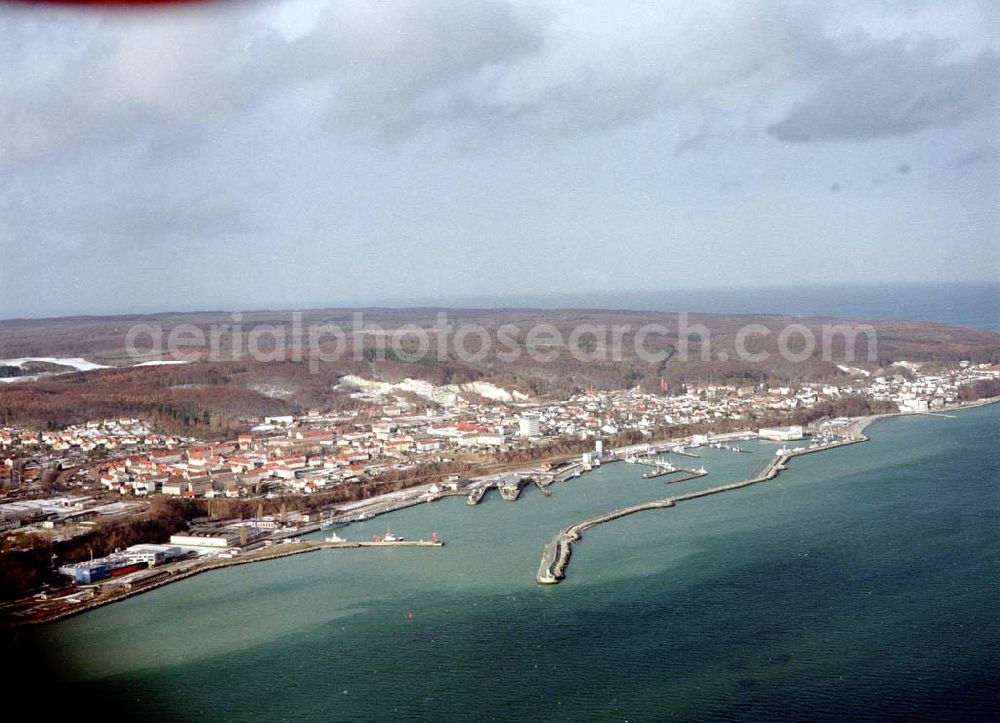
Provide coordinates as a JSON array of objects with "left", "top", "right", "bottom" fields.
[
  {"left": 6, "top": 396, "right": 997, "bottom": 625},
  {"left": 535, "top": 396, "right": 1000, "bottom": 584}
]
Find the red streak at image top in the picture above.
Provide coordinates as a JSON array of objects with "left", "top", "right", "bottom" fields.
[{"left": 4, "top": 0, "right": 224, "bottom": 6}]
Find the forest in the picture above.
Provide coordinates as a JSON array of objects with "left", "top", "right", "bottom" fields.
[{"left": 2, "top": 309, "right": 997, "bottom": 436}]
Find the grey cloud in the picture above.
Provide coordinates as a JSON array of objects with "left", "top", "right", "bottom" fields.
[
  {"left": 948, "top": 145, "right": 1000, "bottom": 167},
  {"left": 84, "top": 194, "right": 259, "bottom": 244},
  {"left": 0, "top": 0, "right": 996, "bottom": 169},
  {"left": 0, "top": 0, "right": 545, "bottom": 168},
  {"left": 482, "top": 1, "right": 842, "bottom": 144},
  {"left": 3, "top": 186, "right": 259, "bottom": 263},
  {"left": 304, "top": 0, "right": 544, "bottom": 139},
  {"left": 0, "top": 4, "right": 264, "bottom": 169},
  {"left": 768, "top": 39, "right": 999, "bottom": 142}
]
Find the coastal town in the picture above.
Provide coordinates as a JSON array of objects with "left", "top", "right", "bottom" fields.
[{"left": 1, "top": 358, "right": 997, "bottom": 622}]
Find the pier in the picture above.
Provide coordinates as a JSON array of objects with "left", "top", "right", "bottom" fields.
[
  {"left": 309, "top": 539, "right": 443, "bottom": 549},
  {"left": 661, "top": 469, "right": 709, "bottom": 484},
  {"left": 640, "top": 466, "right": 705, "bottom": 481},
  {"left": 635, "top": 459, "right": 709, "bottom": 482},
  {"left": 633, "top": 456, "right": 677, "bottom": 478},
  {"left": 467, "top": 485, "right": 490, "bottom": 505},
  {"left": 499, "top": 475, "right": 530, "bottom": 501},
  {"left": 552, "top": 462, "right": 585, "bottom": 482},
  {"left": 625, "top": 453, "right": 708, "bottom": 481},
  {"left": 536, "top": 434, "right": 868, "bottom": 585}
]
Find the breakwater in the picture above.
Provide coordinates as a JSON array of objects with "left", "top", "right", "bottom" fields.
[{"left": 537, "top": 433, "right": 868, "bottom": 584}]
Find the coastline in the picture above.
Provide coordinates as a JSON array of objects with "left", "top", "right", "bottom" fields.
[
  {"left": 3, "top": 539, "right": 442, "bottom": 627},
  {"left": 535, "top": 396, "right": 999, "bottom": 585},
  {"left": 6, "top": 396, "right": 996, "bottom": 624},
  {"left": 851, "top": 394, "right": 999, "bottom": 437}
]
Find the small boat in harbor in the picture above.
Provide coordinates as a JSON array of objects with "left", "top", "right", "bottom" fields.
[{"left": 324, "top": 531, "right": 347, "bottom": 543}]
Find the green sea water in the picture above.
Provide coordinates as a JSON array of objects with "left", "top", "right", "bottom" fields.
[{"left": 22, "top": 404, "right": 1000, "bottom": 720}]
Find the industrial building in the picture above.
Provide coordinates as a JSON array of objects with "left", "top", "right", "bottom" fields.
[
  {"left": 60, "top": 555, "right": 148, "bottom": 584},
  {"left": 169, "top": 531, "right": 242, "bottom": 548},
  {"left": 123, "top": 544, "right": 183, "bottom": 566}
]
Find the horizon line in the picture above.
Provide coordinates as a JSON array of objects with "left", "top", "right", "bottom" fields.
[{"left": 1, "top": 279, "right": 997, "bottom": 325}]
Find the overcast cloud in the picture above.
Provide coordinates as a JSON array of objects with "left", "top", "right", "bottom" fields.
[{"left": 0, "top": 0, "right": 996, "bottom": 317}]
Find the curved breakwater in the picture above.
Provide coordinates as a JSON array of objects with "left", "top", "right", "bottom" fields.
[{"left": 537, "top": 431, "right": 870, "bottom": 584}]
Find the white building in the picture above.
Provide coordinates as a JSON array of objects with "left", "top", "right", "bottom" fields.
[
  {"left": 518, "top": 415, "right": 540, "bottom": 438},
  {"left": 758, "top": 425, "right": 804, "bottom": 442},
  {"left": 124, "top": 544, "right": 182, "bottom": 566},
  {"left": 169, "top": 532, "right": 240, "bottom": 548},
  {"left": 900, "top": 398, "right": 929, "bottom": 412},
  {"left": 477, "top": 433, "right": 506, "bottom": 447}
]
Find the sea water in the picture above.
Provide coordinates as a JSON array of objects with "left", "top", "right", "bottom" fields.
[{"left": 24, "top": 404, "right": 1000, "bottom": 720}]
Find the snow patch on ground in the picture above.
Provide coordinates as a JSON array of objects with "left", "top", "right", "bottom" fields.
[
  {"left": 836, "top": 364, "right": 871, "bottom": 377},
  {"left": 0, "top": 357, "right": 110, "bottom": 372},
  {"left": 455, "top": 381, "right": 529, "bottom": 402},
  {"left": 337, "top": 374, "right": 529, "bottom": 404},
  {"left": 251, "top": 383, "right": 297, "bottom": 400}
]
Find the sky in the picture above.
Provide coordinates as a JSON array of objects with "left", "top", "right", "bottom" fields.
[{"left": 0, "top": 0, "right": 997, "bottom": 318}]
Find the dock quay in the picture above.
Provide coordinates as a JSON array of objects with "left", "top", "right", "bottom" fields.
[
  {"left": 625, "top": 454, "right": 707, "bottom": 481},
  {"left": 536, "top": 434, "right": 868, "bottom": 585},
  {"left": 640, "top": 466, "right": 705, "bottom": 480},
  {"left": 630, "top": 455, "right": 673, "bottom": 475},
  {"left": 632, "top": 456, "right": 709, "bottom": 481},
  {"left": 661, "top": 469, "right": 709, "bottom": 484},
  {"left": 499, "top": 475, "right": 530, "bottom": 501},
  {"left": 10, "top": 534, "right": 445, "bottom": 626},
  {"left": 533, "top": 477, "right": 553, "bottom": 496},
  {"left": 467, "top": 485, "right": 490, "bottom": 505},
  {"left": 309, "top": 539, "right": 443, "bottom": 549},
  {"left": 270, "top": 524, "right": 321, "bottom": 540},
  {"left": 337, "top": 501, "right": 421, "bottom": 524},
  {"left": 552, "top": 462, "right": 585, "bottom": 482}
]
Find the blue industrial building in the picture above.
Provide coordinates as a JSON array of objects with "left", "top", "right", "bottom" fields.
[{"left": 74, "top": 563, "right": 109, "bottom": 584}]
